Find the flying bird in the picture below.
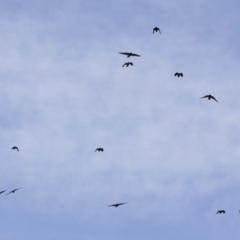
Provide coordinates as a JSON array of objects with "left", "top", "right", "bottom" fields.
[
  {"left": 200, "top": 95, "right": 218, "bottom": 102},
  {"left": 216, "top": 210, "right": 225, "bottom": 214},
  {"left": 108, "top": 202, "right": 127, "bottom": 207},
  {"left": 174, "top": 72, "right": 183, "bottom": 77},
  {"left": 122, "top": 62, "right": 133, "bottom": 67},
  {"left": 6, "top": 188, "right": 21, "bottom": 195},
  {"left": 95, "top": 148, "right": 104, "bottom": 152},
  {"left": 119, "top": 52, "right": 141, "bottom": 58},
  {"left": 153, "top": 27, "right": 161, "bottom": 34},
  {"left": 0, "top": 190, "right": 6, "bottom": 194},
  {"left": 11, "top": 146, "right": 19, "bottom": 151}
]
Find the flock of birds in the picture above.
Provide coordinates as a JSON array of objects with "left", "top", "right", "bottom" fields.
[{"left": 5, "top": 26, "right": 237, "bottom": 215}]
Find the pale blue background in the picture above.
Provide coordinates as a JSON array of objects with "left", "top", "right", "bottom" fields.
[{"left": 0, "top": 0, "right": 240, "bottom": 239}]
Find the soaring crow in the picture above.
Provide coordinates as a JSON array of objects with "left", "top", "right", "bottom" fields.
[
  {"left": 122, "top": 62, "right": 133, "bottom": 67},
  {"left": 108, "top": 202, "right": 127, "bottom": 207},
  {"left": 0, "top": 190, "right": 6, "bottom": 194},
  {"left": 200, "top": 95, "right": 218, "bottom": 103},
  {"left": 216, "top": 210, "right": 225, "bottom": 214},
  {"left": 11, "top": 146, "right": 19, "bottom": 151},
  {"left": 153, "top": 27, "right": 161, "bottom": 34},
  {"left": 95, "top": 148, "right": 104, "bottom": 152},
  {"left": 6, "top": 188, "right": 21, "bottom": 195},
  {"left": 119, "top": 52, "right": 141, "bottom": 58},
  {"left": 174, "top": 72, "right": 183, "bottom": 77}
]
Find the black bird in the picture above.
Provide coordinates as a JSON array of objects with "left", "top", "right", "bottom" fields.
[
  {"left": 174, "top": 72, "right": 183, "bottom": 77},
  {"left": 200, "top": 95, "right": 218, "bottom": 103},
  {"left": 119, "top": 52, "right": 141, "bottom": 58},
  {"left": 122, "top": 62, "right": 133, "bottom": 67},
  {"left": 95, "top": 148, "right": 104, "bottom": 152},
  {"left": 11, "top": 146, "right": 19, "bottom": 151},
  {"left": 153, "top": 27, "right": 161, "bottom": 34},
  {"left": 6, "top": 188, "right": 21, "bottom": 195},
  {"left": 216, "top": 210, "right": 225, "bottom": 214},
  {"left": 108, "top": 202, "right": 127, "bottom": 207},
  {"left": 0, "top": 190, "right": 6, "bottom": 194}
]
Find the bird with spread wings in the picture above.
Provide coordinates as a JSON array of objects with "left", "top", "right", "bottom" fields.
[
  {"left": 153, "top": 27, "right": 161, "bottom": 34},
  {"left": 200, "top": 95, "right": 218, "bottom": 102},
  {"left": 108, "top": 202, "right": 127, "bottom": 207},
  {"left": 11, "top": 146, "right": 19, "bottom": 151},
  {"left": 6, "top": 188, "right": 21, "bottom": 195},
  {"left": 122, "top": 62, "right": 133, "bottom": 67},
  {"left": 119, "top": 52, "right": 141, "bottom": 58}
]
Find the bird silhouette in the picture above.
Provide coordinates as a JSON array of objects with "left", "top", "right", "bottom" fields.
[
  {"left": 119, "top": 52, "right": 141, "bottom": 58},
  {"left": 95, "top": 148, "right": 104, "bottom": 152},
  {"left": 174, "top": 72, "right": 183, "bottom": 77},
  {"left": 153, "top": 27, "right": 161, "bottom": 34},
  {"left": 216, "top": 210, "right": 225, "bottom": 214},
  {"left": 11, "top": 146, "right": 19, "bottom": 151},
  {"left": 6, "top": 188, "right": 21, "bottom": 195},
  {"left": 122, "top": 62, "right": 133, "bottom": 67},
  {"left": 108, "top": 202, "right": 127, "bottom": 207},
  {"left": 0, "top": 190, "right": 6, "bottom": 194},
  {"left": 200, "top": 95, "right": 218, "bottom": 102}
]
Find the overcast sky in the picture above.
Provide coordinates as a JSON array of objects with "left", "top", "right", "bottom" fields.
[{"left": 0, "top": 0, "right": 240, "bottom": 239}]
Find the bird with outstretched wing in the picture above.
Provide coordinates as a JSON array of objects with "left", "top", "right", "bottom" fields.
[
  {"left": 122, "top": 62, "right": 133, "bottom": 67},
  {"left": 6, "top": 188, "right": 21, "bottom": 195},
  {"left": 119, "top": 52, "right": 141, "bottom": 58},
  {"left": 11, "top": 146, "right": 19, "bottom": 151},
  {"left": 153, "top": 27, "right": 161, "bottom": 34},
  {"left": 200, "top": 95, "right": 218, "bottom": 103},
  {"left": 108, "top": 202, "right": 127, "bottom": 207}
]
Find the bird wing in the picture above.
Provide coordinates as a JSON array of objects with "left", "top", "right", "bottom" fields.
[
  {"left": 131, "top": 53, "right": 141, "bottom": 57},
  {"left": 119, "top": 52, "right": 130, "bottom": 56},
  {"left": 118, "top": 202, "right": 127, "bottom": 206},
  {"left": 108, "top": 204, "right": 117, "bottom": 207},
  {"left": 159, "top": 28, "right": 161, "bottom": 34},
  {"left": 200, "top": 95, "right": 209, "bottom": 99},
  {"left": 174, "top": 73, "right": 178, "bottom": 76},
  {"left": 122, "top": 63, "right": 127, "bottom": 67},
  {"left": 211, "top": 96, "right": 218, "bottom": 102},
  {"left": 130, "top": 62, "right": 133, "bottom": 66}
]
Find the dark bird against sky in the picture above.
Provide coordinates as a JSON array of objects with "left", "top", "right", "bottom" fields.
[
  {"left": 122, "top": 62, "right": 133, "bottom": 67},
  {"left": 6, "top": 188, "right": 21, "bottom": 195},
  {"left": 95, "top": 148, "right": 104, "bottom": 152},
  {"left": 0, "top": 190, "right": 6, "bottom": 194},
  {"left": 119, "top": 52, "right": 141, "bottom": 58},
  {"left": 108, "top": 202, "right": 127, "bottom": 207},
  {"left": 200, "top": 95, "right": 218, "bottom": 102},
  {"left": 174, "top": 72, "right": 183, "bottom": 77},
  {"left": 11, "top": 146, "right": 19, "bottom": 151},
  {"left": 216, "top": 210, "right": 225, "bottom": 214},
  {"left": 153, "top": 27, "right": 161, "bottom": 34}
]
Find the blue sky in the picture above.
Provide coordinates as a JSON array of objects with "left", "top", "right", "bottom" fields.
[{"left": 0, "top": 0, "right": 240, "bottom": 239}]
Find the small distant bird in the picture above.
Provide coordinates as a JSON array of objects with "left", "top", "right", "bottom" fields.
[
  {"left": 11, "top": 146, "right": 19, "bottom": 151},
  {"left": 153, "top": 27, "right": 161, "bottom": 34},
  {"left": 200, "top": 95, "right": 218, "bottom": 103},
  {"left": 0, "top": 190, "right": 6, "bottom": 194},
  {"left": 122, "top": 62, "right": 133, "bottom": 67},
  {"left": 174, "top": 72, "right": 183, "bottom": 77},
  {"left": 6, "top": 188, "right": 21, "bottom": 195},
  {"left": 95, "top": 148, "right": 104, "bottom": 152},
  {"left": 119, "top": 52, "right": 141, "bottom": 58},
  {"left": 216, "top": 210, "right": 225, "bottom": 214},
  {"left": 108, "top": 202, "right": 127, "bottom": 207},
  {"left": 238, "top": 210, "right": 240, "bottom": 216}
]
